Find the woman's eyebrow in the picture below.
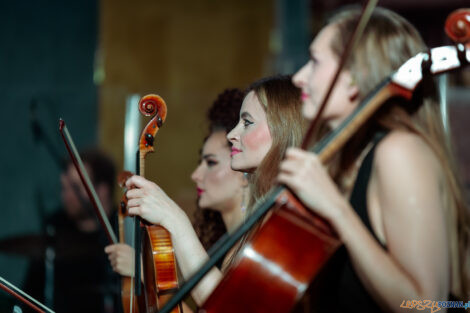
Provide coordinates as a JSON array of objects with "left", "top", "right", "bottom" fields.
[
  {"left": 241, "top": 112, "right": 253, "bottom": 119},
  {"left": 202, "top": 154, "right": 216, "bottom": 160}
]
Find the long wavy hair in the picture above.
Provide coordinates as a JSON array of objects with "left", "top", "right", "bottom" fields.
[
  {"left": 245, "top": 75, "right": 308, "bottom": 210},
  {"left": 223, "top": 75, "right": 307, "bottom": 269},
  {"left": 328, "top": 7, "right": 469, "bottom": 298}
]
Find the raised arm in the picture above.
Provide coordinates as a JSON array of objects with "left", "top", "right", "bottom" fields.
[{"left": 125, "top": 175, "right": 223, "bottom": 305}]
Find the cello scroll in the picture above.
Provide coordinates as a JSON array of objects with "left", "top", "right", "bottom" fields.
[{"left": 445, "top": 8, "right": 470, "bottom": 44}]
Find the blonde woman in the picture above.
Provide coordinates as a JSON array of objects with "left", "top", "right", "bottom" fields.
[
  {"left": 279, "top": 7, "right": 468, "bottom": 312},
  {"left": 124, "top": 75, "right": 306, "bottom": 306}
]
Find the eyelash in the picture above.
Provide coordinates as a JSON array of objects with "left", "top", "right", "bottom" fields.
[
  {"left": 243, "top": 119, "right": 253, "bottom": 128},
  {"left": 206, "top": 160, "right": 218, "bottom": 167}
]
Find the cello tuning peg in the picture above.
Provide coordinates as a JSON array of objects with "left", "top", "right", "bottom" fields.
[
  {"left": 420, "top": 50, "right": 432, "bottom": 76},
  {"left": 456, "top": 43, "right": 468, "bottom": 66}
]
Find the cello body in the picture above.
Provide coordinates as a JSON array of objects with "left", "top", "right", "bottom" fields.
[
  {"left": 201, "top": 191, "right": 340, "bottom": 313},
  {"left": 200, "top": 8, "right": 470, "bottom": 313}
]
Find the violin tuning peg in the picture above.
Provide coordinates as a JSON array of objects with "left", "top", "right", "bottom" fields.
[
  {"left": 120, "top": 201, "right": 127, "bottom": 214},
  {"left": 145, "top": 133, "right": 154, "bottom": 147}
]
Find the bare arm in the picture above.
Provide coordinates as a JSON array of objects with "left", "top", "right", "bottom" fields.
[
  {"left": 341, "top": 131, "right": 448, "bottom": 308},
  {"left": 278, "top": 131, "right": 449, "bottom": 312},
  {"left": 125, "top": 175, "right": 223, "bottom": 306}
]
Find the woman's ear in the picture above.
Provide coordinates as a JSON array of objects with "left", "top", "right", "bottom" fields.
[{"left": 347, "top": 74, "right": 360, "bottom": 102}]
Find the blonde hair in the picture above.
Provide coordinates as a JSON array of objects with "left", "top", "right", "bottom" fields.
[
  {"left": 245, "top": 75, "right": 307, "bottom": 210},
  {"left": 329, "top": 6, "right": 469, "bottom": 298},
  {"left": 223, "top": 76, "right": 307, "bottom": 270}
]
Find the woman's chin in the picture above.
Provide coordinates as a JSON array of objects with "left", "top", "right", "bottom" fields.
[
  {"left": 230, "top": 160, "right": 244, "bottom": 172},
  {"left": 198, "top": 197, "right": 208, "bottom": 209},
  {"left": 231, "top": 158, "right": 255, "bottom": 173}
]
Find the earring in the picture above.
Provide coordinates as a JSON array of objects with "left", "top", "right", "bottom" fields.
[
  {"left": 349, "top": 76, "right": 356, "bottom": 87},
  {"left": 241, "top": 187, "right": 247, "bottom": 214},
  {"left": 240, "top": 182, "right": 249, "bottom": 218}
]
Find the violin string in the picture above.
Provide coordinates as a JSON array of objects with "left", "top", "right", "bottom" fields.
[{"left": 130, "top": 215, "right": 135, "bottom": 313}]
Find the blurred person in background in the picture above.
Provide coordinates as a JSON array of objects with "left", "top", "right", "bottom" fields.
[{"left": 23, "top": 149, "right": 120, "bottom": 313}]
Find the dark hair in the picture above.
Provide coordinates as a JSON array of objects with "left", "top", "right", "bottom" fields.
[
  {"left": 207, "top": 88, "right": 245, "bottom": 134},
  {"left": 194, "top": 88, "right": 244, "bottom": 251},
  {"left": 64, "top": 148, "right": 116, "bottom": 200}
]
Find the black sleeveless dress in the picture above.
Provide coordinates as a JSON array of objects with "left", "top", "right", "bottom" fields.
[
  {"left": 293, "top": 134, "right": 464, "bottom": 313},
  {"left": 299, "top": 137, "right": 384, "bottom": 313}
]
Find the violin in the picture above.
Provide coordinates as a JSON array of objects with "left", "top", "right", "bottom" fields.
[
  {"left": 117, "top": 170, "right": 146, "bottom": 313},
  {"left": 160, "top": 7, "right": 470, "bottom": 313},
  {"left": 60, "top": 94, "right": 182, "bottom": 313},
  {"left": 123, "top": 94, "right": 182, "bottom": 313}
]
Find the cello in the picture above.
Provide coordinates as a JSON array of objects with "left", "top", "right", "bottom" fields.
[{"left": 160, "top": 7, "right": 470, "bottom": 313}]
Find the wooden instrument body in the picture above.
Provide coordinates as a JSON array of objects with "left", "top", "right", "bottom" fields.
[
  {"left": 156, "top": 8, "right": 470, "bottom": 313},
  {"left": 136, "top": 94, "right": 181, "bottom": 313},
  {"left": 201, "top": 12, "right": 470, "bottom": 310},
  {"left": 201, "top": 191, "right": 340, "bottom": 313},
  {"left": 143, "top": 225, "right": 181, "bottom": 313}
]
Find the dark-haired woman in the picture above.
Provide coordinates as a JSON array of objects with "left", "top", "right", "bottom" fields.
[{"left": 105, "top": 89, "right": 249, "bottom": 304}]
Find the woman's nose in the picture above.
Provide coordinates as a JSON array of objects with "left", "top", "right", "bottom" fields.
[
  {"left": 292, "top": 63, "right": 309, "bottom": 88},
  {"left": 227, "top": 124, "right": 240, "bottom": 143},
  {"left": 191, "top": 164, "right": 203, "bottom": 183}
]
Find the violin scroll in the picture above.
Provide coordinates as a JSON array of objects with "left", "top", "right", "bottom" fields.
[
  {"left": 138, "top": 94, "right": 167, "bottom": 159},
  {"left": 445, "top": 8, "right": 470, "bottom": 44}
]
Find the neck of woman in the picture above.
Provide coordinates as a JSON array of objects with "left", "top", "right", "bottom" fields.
[{"left": 220, "top": 193, "right": 246, "bottom": 233}]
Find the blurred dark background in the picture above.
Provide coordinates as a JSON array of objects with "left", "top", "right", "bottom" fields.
[{"left": 0, "top": 0, "right": 468, "bottom": 310}]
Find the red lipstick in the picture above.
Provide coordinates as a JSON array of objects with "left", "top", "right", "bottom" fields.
[{"left": 231, "top": 147, "right": 242, "bottom": 156}]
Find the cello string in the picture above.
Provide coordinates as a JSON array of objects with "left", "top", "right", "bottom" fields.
[
  {"left": 301, "top": 0, "right": 377, "bottom": 149},
  {"left": 159, "top": 0, "right": 379, "bottom": 312},
  {"left": 0, "top": 275, "right": 55, "bottom": 313}
]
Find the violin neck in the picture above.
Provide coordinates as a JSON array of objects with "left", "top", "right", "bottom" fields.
[{"left": 139, "top": 157, "right": 146, "bottom": 177}]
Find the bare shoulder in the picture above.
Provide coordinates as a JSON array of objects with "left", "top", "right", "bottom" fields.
[
  {"left": 373, "top": 130, "right": 441, "bottom": 175},
  {"left": 371, "top": 130, "right": 445, "bottom": 215}
]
